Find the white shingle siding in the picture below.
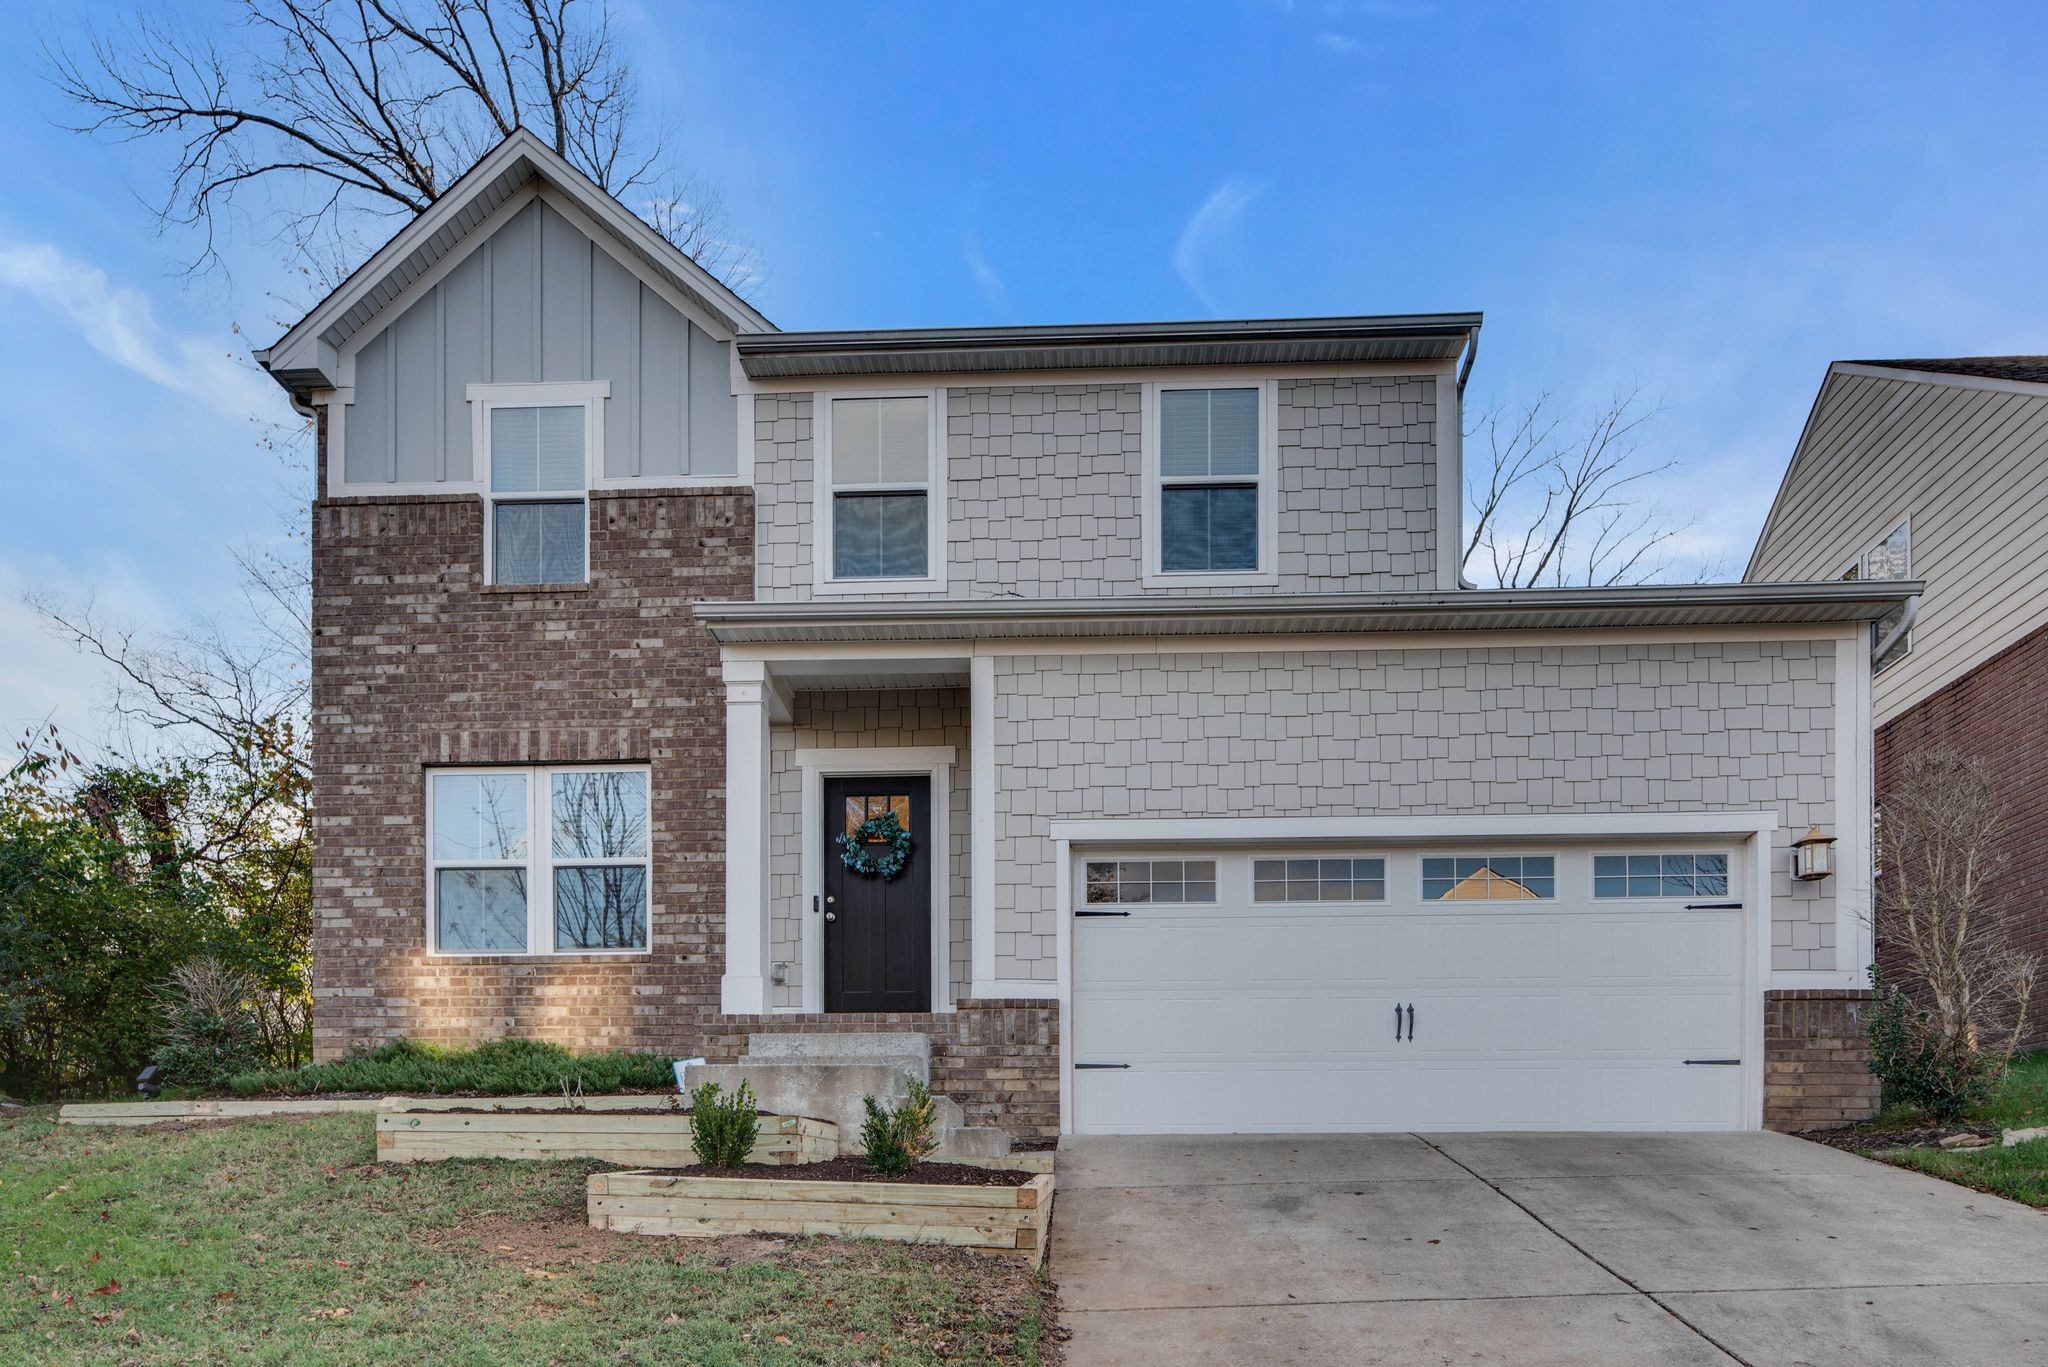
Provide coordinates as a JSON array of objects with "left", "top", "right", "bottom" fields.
[
  {"left": 767, "top": 688, "right": 971, "bottom": 1008},
  {"left": 751, "top": 377, "right": 1438, "bottom": 599},
  {"left": 989, "top": 639, "right": 1839, "bottom": 979}
]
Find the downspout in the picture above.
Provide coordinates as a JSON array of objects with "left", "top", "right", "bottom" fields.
[
  {"left": 1872, "top": 595, "right": 1918, "bottom": 663},
  {"left": 1456, "top": 325, "right": 1481, "bottom": 589}
]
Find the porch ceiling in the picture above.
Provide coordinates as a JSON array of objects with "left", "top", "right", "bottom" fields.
[{"left": 694, "top": 581, "right": 1923, "bottom": 646}]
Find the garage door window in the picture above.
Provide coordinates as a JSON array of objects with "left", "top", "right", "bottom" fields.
[
  {"left": 1422, "top": 855, "right": 1555, "bottom": 901},
  {"left": 1084, "top": 860, "right": 1217, "bottom": 904},
  {"left": 1593, "top": 853, "right": 1729, "bottom": 899},
  {"left": 1252, "top": 857, "right": 1386, "bottom": 903}
]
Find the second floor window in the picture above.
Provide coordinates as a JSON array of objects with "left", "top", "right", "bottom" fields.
[
  {"left": 1145, "top": 381, "right": 1277, "bottom": 586},
  {"left": 1843, "top": 516, "right": 1912, "bottom": 671},
  {"left": 471, "top": 382, "right": 607, "bottom": 587},
  {"left": 820, "top": 392, "right": 941, "bottom": 588}
]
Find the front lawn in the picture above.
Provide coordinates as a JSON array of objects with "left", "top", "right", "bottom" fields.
[
  {"left": 1833, "top": 1048, "right": 2048, "bottom": 1209},
  {"left": 0, "top": 1107, "right": 1053, "bottom": 1364}
]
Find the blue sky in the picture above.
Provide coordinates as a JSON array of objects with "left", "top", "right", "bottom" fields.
[{"left": 4, "top": 0, "right": 2047, "bottom": 746}]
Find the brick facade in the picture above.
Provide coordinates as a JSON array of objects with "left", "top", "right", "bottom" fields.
[
  {"left": 1876, "top": 618, "right": 2048, "bottom": 1046},
  {"left": 1763, "top": 989, "right": 1880, "bottom": 1130}
]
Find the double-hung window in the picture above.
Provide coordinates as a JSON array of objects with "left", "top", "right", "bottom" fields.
[
  {"left": 428, "top": 765, "right": 650, "bottom": 955},
  {"left": 1842, "top": 516, "right": 1912, "bottom": 671},
  {"left": 1145, "top": 381, "right": 1277, "bottom": 585},
  {"left": 819, "top": 391, "right": 942, "bottom": 589},
  {"left": 470, "top": 383, "right": 607, "bottom": 586}
]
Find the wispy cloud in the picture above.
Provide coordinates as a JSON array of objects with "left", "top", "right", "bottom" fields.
[
  {"left": 1314, "top": 32, "right": 1363, "bottom": 56},
  {"left": 960, "top": 232, "right": 1012, "bottom": 315},
  {"left": 1173, "top": 179, "right": 1263, "bottom": 312},
  {"left": 0, "top": 241, "right": 272, "bottom": 417}
]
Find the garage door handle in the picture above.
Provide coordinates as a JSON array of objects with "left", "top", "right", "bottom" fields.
[
  {"left": 1683, "top": 1059, "right": 1741, "bottom": 1066},
  {"left": 1406, "top": 1003, "right": 1415, "bottom": 1042},
  {"left": 1394, "top": 1003, "right": 1404, "bottom": 1041}
]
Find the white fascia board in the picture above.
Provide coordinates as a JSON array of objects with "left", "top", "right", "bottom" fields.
[{"left": 1046, "top": 811, "right": 1781, "bottom": 845}]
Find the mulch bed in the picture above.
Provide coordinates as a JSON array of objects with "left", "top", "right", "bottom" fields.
[
  {"left": 639, "top": 1156, "right": 1036, "bottom": 1186},
  {"left": 1795, "top": 1122, "right": 1999, "bottom": 1154}
]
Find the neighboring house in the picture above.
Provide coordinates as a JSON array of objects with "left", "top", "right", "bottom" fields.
[
  {"left": 1748, "top": 356, "right": 2048, "bottom": 1041},
  {"left": 258, "top": 129, "right": 1909, "bottom": 1139}
]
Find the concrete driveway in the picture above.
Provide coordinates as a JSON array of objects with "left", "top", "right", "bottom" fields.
[{"left": 1052, "top": 1132, "right": 2048, "bottom": 1366}]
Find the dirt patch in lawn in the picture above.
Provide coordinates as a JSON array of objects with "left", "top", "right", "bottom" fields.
[
  {"left": 636, "top": 1156, "right": 1036, "bottom": 1185},
  {"left": 1795, "top": 1122, "right": 2000, "bottom": 1154}
]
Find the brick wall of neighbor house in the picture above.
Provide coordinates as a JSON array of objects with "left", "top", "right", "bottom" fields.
[
  {"left": 1875, "top": 618, "right": 2048, "bottom": 1046},
  {"left": 991, "top": 640, "right": 1841, "bottom": 980},
  {"left": 1764, "top": 989, "right": 1880, "bottom": 1129},
  {"left": 752, "top": 377, "right": 1438, "bottom": 600}
]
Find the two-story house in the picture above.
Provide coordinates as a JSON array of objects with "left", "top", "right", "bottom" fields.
[
  {"left": 1748, "top": 356, "right": 2048, "bottom": 1042},
  {"left": 260, "top": 129, "right": 1912, "bottom": 1140}
]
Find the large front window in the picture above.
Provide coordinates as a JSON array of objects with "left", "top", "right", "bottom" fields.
[
  {"left": 822, "top": 393, "right": 939, "bottom": 586},
  {"left": 428, "top": 766, "right": 649, "bottom": 954}
]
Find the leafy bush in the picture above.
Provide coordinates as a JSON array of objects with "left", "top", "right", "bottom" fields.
[
  {"left": 859, "top": 1080, "right": 938, "bottom": 1176},
  {"left": 153, "top": 958, "right": 265, "bottom": 1091},
  {"left": 1868, "top": 969, "right": 2000, "bottom": 1121},
  {"left": 689, "top": 1080, "right": 759, "bottom": 1168},
  {"left": 229, "top": 1037, "right": 678, "bottom": 1097}
]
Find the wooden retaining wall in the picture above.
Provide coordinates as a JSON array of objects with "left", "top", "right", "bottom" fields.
[
  {"left": 377, "top": 1110, "right": 837, "bottom": 1167},
  {"left": 588, "top": 1170, "right": 1055, "bottom": 1269},
  {"left": 56, "top": 1093, "right": 688, "bottom": 1127}
]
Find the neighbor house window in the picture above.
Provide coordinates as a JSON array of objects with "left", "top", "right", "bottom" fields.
[
  {"left": 1422, "top": 856, "right": 1556, "bottom": 901},
  {"left": 1593, "top": 853, "right": 1730, "bottom": 899},
  {"left": 1842, "top": 517, "right": 1913, "bottom": 671},
  {"left": 820, "top": 392, "right": 941, "bottom": 587},
  {"left": 469, "top": 383, "right": 606, "bottom": 586},
  {"left": 1145, "top": 383, "right": 1275, "bottom": 583},
  {"left": 1084, "top": 860, "right": 1218, "bottom": 904},
  {"left": 1253, "top": 858, "right": 1387, "bottom": 903},
  {"left": 428, "top": 765, "right": 649, "bottom": 954}
]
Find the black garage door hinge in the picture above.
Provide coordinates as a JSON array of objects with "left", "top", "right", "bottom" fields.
[
  {"left": 1682, "top": 1058, "right": 1742, "bottom": 1066},
  {"left": 1073, "top": 1062, "right": 1130, "bottom": 1070},
  {"left": 1074, "top": 909, "right": 1132, "bottom": 917}
]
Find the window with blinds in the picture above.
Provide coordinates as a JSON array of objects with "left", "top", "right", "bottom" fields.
[
  {"left": 826, "top": 394, "right": 935, "bottom": 582},
  {"left": 487, "top": 403, "right": 588, "bottom": 585},
  {"left": 1154, "top": 385, "right": 1267, "bottom": 577}
]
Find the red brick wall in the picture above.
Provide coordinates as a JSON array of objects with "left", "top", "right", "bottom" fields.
[
  {"left": 309, "top": 462, "right": 1063, "bottom": 1133},
  {"left": 1764, "top": 989, "right": 1880, "bottom": 1130},
  {"left": 1875, "top": 619, "right": 2048, "bottom": 1046}
]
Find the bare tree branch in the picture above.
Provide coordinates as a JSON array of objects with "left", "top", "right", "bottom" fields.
[{"left": 44, "top": 0, "right": 757, "bottom": 293}]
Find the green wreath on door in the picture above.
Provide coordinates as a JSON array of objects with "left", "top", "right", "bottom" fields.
[{"left": 837, "top": 808, "right": 914, "bottom": 880}]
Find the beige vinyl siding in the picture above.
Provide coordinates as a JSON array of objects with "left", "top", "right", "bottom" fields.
[{"left": 1748, "top": 369, "right": 2048, "bottom": 723}]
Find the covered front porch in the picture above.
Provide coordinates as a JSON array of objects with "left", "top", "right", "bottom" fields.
[{"left": 718, "top": 649, "right": 999, "bottom": 1020}]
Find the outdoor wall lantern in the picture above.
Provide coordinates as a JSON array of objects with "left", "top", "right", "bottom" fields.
[{"left": 1792, "top": 825, "right": 1838, "bottom": 882}]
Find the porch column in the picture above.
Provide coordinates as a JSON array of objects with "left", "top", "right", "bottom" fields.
[{"left": 720, "top": 659, "right": 774, "bottom": 1015}]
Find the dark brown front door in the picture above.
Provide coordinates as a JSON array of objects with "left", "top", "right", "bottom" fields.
[{"left": 823, "top": 775, "right": 932, "bottom": 1014}]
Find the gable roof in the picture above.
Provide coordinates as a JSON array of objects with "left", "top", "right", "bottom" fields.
[
  {"left": 1847, "top": 356, "right": 2048, "bottom": 385},
  {"left": 254, "top": 127, "right": 774, "bottom": 398}
]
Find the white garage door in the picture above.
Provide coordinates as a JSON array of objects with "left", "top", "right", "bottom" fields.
[{"left": 1070, "top": 845, "right": 1750, "bottom": 1134}]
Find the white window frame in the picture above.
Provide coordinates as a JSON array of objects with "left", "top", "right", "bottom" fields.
[
  {"left": 812, "top": 387, "right": 947, "bottom": 594},
  {"left": 469, "top": 381, "right": 610, "bottom": 586},
  {"left": 1843, "top": 515, "right": 1912, "bottom": 671},
  {"left": 1140, "top": 377, "right": 1281, "bottom": 589},
  {"left": 425, "top": 763, "right": 652, "bottom": 957}
]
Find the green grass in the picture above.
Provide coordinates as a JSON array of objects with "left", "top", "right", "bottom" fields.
[
  {"left": 1867, "top": 1048, "right": 2048, "bottom": 1208},
  {"left": 0, "top": 1107, "right": 1051, "bottom": 1364},
  {"left": 225, "top": 1038, "right": 680, "bottom": 1098}
]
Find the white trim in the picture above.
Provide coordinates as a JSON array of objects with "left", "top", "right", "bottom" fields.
[
  {"left": 1139, "top": 378, "right": 1281, "bottom": 589},
  {"left": 469, "top": 381, "right": 608, "bottom": 586},
  {"left": 424, "top": 763, "right": 653, "bottom": 958},
  {"left": 1825, "top": 622, "right": 1877, "bottom": 987},
  {"left": 1046, "top": 811, "right": 1781, "bottom": 845},
  {"left": 1436, "top": 370, "right": 1463, "bottom": 590},
  {"left": 721, "top": 660, "right": 773, "bottom": 1013},
  {"left": 812, "top": 387, "right": 948, "bottom": 594},
  {"left": 744, "top": 358, "right": 1459, "bottom": 394},
  {"left": 1055, "top": 818, "right": 1775, "bottom": 1135},
  {"left": 970, "top": 653, "right": 999, "bottom": 997},
  {"left": 793, "top": 747, "right": 957, "bottom": 1015}
]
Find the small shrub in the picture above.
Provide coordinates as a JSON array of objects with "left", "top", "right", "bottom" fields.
[
  {"left": 1867, "top": 968, "right": 1999, "bottom": 1121},
  {"left": 153, "top": 958, "right": 264, "bottom": 1092},
  {"left": 860, "top": 1080, "right": 938, "bottom": 1176},
  {"left": 689, "top": 1079, "right": 759, "bottom": 1168}
]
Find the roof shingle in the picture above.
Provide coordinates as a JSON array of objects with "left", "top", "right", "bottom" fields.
[{"left": 1850, "top": 356, "right": 2048, "bottom": 384}]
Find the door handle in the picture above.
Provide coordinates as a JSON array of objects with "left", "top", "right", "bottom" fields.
[
  {"left": 1395, "top": 1003, "right": 1404, "bottom": 1042},
  {"left": 1406, "top": 1003, "right": 1415, "bottom": 1042},
  {"left": 824, "top": 911, "right": 837, "bottom": 922}
]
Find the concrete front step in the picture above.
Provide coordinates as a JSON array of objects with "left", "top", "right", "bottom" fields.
[
  {"left": 684, "top": 1057, "right": 1009, "bottom": 1159},
  {"left": 747, "top": 1032, "right": 933, "bottom": 1083}
]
